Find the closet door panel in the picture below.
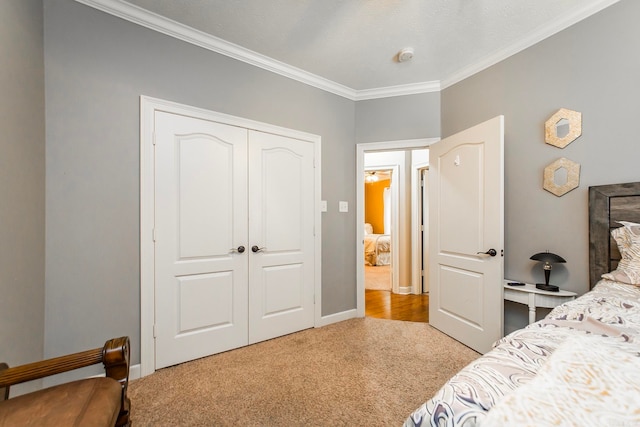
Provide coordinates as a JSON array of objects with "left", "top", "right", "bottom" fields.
[
  {"left": 248, "top": 130, "right": 315, "bottom": 343},
  {"left": 154, "top": 111, "right": 249, "bottom": 369}
]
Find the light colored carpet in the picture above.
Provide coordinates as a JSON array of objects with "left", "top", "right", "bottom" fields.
[
  {"left": 129, "top": 317, "right": 479, "bottom": 426},
  {"left": 365, "top": 264, "right": 391, "bottom": 291}
]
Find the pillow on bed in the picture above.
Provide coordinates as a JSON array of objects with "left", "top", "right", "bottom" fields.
[
  {"left": 364, "top": 223, "right": 373, "bottom": 235},
  {"left": 602, "top": 221, "right": 640, "bottom": 285}
]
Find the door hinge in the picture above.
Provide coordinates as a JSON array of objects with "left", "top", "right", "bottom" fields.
[
  {"left": 152, "top": 131, "right": 157, "bottom": 146},
  {"left": 421, "top": 269, "right": 424, "bottom": 277},
  {"left": 153, "top": 324, "right": 157, "bottom": 338},
  {"left": 152, "top": 228, "right": 157, "bottom": 242}
]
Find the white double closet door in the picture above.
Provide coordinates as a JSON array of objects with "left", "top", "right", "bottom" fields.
[{"left": 154, "top": 111, "right": 315, "bottom": 369}]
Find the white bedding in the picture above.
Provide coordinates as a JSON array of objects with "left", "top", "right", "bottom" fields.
[
  {"left": 483, "top": 333, "right": 640, "bottom": 426},
  {"left": 404, "top": 279, "right": 640, "bottom": 427},
  {"left": 364, "top": 233, "right": 390, "bottom": 266}
]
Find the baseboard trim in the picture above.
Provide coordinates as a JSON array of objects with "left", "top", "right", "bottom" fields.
[
  {"left": 129, "top": 363, "right": 141, "bottom": 381},
  {"left": 398, "top": 286, "right": 413, "bottom": 295},
  {"left": 316, "top": 309, "right": 358, "bottom": 327}
]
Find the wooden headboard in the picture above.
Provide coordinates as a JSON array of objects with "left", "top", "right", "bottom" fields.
[{"left": 589, "top": 182, "right": 640, "bottom": 288}]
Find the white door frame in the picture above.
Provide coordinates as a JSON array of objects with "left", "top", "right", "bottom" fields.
[
  {"left": 356, "top": 138, "right": 438, "bottom": 317},
  {"left": 140, "top": 96, "right": 322, "bottom": 377},
  {"left": 412, "top": 164, "right": 429, "bottom": 295}
]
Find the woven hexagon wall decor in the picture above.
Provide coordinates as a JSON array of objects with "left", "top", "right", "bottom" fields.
[
  {"left": 545, "top": 108, "right": 582, "bottom": 148},
  {"left": 543, "top": 157, "right": 580, "bottom": 196}
]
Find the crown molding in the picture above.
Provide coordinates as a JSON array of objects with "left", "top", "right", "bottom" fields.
[
  {"left": 441, "top": 0, "right": 621, "bottom": 90},
  {"left": 354, "top": 81, "right": 440, "bottom": 101},
  {"left": 76, "top": 0, "right": 619, "bottom": 99},
  {"left": 74, "top": 0, "right": 437, "bottom": 100},
  {"left": 74, "top": 0, "right": 359, "bottom": 99}
]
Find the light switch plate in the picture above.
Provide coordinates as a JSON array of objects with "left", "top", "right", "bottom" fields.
[
  {"left": 320, "top": 200, "right": 327, "bottom": 212},
  {"left": 339, "top": 201, "right": 348, "bottom": 212}
]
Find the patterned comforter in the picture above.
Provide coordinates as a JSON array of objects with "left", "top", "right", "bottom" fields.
[{"left": 404, "top": 280, "right": 640, "bottom": 427}]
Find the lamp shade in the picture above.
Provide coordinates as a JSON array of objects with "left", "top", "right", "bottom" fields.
[
  {"left": 530, "top": 251, "right": 565, "bottom": 292},
  {"left": 530, "top": 251, "right": 566, "bottom": 264}
]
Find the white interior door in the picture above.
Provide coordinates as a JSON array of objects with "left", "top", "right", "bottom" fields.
[
  {"left": 428, "top": 116, "right": 504, "bottom": 354},
  {"left": 154, "top": 111, "right": 249, "bottom": 369},
  {"left": 421, "top": 169, "right": 429, "bottom": 293},
  {"left": 247, "top": 131, "right": 315, "bottom": 343}
]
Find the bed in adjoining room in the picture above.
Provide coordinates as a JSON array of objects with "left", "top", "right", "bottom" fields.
[
  {"left": 405, "top": 182, "right": 640, "bottom": 427},
  {"left": 363, "top": 223, "right": 391, "bottom": 266}
]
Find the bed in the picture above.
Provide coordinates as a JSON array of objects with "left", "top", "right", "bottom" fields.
[
  {"left": 364, "top": 223, "right": 391, "bottom": 266},
  {"left": 405, "top": 182, "right": 640, "bottom": 427}
]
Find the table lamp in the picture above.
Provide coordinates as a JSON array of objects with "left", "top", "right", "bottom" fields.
[{"left": 530, "top": 251, "right": 566, "bottom": 292}]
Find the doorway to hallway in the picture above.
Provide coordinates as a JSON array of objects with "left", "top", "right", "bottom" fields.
[{"left": 356, "top": 138, "right": 438, "bottom": 319}]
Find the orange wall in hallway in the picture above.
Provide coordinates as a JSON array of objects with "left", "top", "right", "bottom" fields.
[{"left": 364, "top": 179, "right": 390, "bottom": 234}]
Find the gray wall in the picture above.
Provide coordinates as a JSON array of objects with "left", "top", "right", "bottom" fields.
[
  {"left": 441, "top": 0, "right": 640, "bottom": 332},
  {"left": 0, "top": 0, "right": 46, "bottom": 378},
  {"left": 43, "top": 0, "right": 356, "bottom": 365},
  {"left": 356, "top": 92, "right": 440, "bottom": 143}
]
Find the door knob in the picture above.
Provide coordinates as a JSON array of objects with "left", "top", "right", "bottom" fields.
[
  {"left": 251, "top": 245, "right": 266, "bottom": 253},
  {"left": 477, "top": 249, "right": 497, "bottom": 257},
  {"left": 230, "top": 246, "right": 245, "bottom": 253}
]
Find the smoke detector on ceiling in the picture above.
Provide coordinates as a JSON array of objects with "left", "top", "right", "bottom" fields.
[{"left": 397, "top": 47, "right": 414, "bottom": 63}]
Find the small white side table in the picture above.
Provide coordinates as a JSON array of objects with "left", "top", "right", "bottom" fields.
[{"left": 504, "top": 280, "right": 577, "bottom": 324}]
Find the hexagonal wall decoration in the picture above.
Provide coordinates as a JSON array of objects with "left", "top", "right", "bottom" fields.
[
  {"left": 545, "top": 108, "right": 582, "bottom": 148},
  {"left": 543, "top": 157, "right": 580, "bottom": 196}
]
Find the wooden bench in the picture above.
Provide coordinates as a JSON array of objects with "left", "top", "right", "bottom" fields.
[{"left": 0, "top": 337, "right": 130, "bottom": 426}]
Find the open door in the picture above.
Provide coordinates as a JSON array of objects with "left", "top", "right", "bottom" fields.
[
  {"left": 421, "top": 168, "right": 429, "bottom": 294},
  {"left": 428, "top": 116, "right": 504, "bottom": 354}
]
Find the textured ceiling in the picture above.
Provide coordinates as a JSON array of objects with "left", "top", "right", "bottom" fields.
[{"left": 122, "top": 0, "right": 617, "bottom": 91}]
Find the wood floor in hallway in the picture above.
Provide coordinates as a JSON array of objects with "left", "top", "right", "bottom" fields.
[{"left": 365, "top": 290, "right": 429, "bottom": 323}]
